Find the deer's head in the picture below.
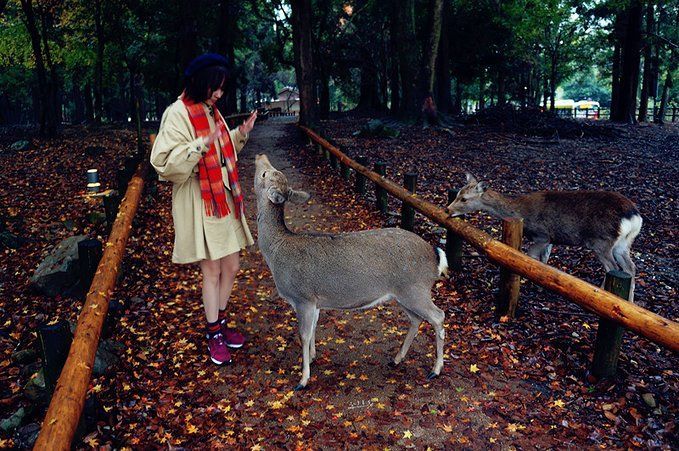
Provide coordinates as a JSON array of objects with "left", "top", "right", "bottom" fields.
[
  {"left": 254, "top": 154, "right": 310, "bottom": 205},
  {"left": 446, "top": 173, "right": 488, "bottom": 217}
]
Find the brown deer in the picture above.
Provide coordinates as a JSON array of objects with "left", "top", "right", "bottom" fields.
[
  {"left": 254, "top": 154, "right": 448, "bottom": 390},
  {"left": 446, "top": 173, "right": 642, "bottom": 298}
]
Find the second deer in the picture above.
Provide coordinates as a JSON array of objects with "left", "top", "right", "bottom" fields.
[{"left": 446, "top": 173, "right": 642, "bottom": 299}]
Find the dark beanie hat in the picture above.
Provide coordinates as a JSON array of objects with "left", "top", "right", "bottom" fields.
[{"left": 184, "top": 53, "right": 229, "bottom": 77}]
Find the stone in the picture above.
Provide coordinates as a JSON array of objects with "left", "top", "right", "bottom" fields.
[
  {"left": 93, "top": 340, "right": 123, "bottom": 376},
  {"left": 11, "top": 348, "right": 37, "bottom": 364},
  {"left": 30, "top": 235, "right": 87, "bottom": 297},
  {"left": 10, "top": 140, "right": 31, "bottom": 152},
  {"left": 14, "top": 423, "right": 40, "bottom": 448},
  {"left": 0, "top": 407, "right": 25, "bottom": 433},
  {"left": 642, "top": 393, "right": 656, "bottom": 408}
]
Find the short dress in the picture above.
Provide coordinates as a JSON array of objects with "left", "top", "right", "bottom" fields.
[{"left": 150, "top": 98, "right": 255, "bottom": 264}]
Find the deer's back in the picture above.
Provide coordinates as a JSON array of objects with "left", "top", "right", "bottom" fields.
[
  {"left": 264, "top": 228, "right": 439, "bottom": 308},
  {"left": 517, "top": 191, "right": 639, "bottom": 245}
]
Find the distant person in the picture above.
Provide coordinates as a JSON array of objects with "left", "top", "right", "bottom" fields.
[{"left": 150, "top": 53, "right": 257, "bottom": 365}]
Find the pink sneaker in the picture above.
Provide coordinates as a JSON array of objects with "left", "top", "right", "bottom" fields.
[
  {"left": 221, "top": 325, "right": 245, "bottom": 349},
  {"left": 207, "top": 333, "right": 232, "bottom": 365}
]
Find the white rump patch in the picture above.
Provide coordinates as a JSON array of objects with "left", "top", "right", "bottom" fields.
[
  {"left": 619, "top": 215, "right": 643, "bottom": 244},
  {"left": 436, "top": 247, "right": 449, "bottom": 277}
]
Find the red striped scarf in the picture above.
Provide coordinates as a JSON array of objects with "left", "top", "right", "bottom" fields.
[{"left": 182, "top": 97, "right": 244, "bottom": 219}]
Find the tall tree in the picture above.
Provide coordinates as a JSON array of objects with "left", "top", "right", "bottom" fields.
[
  {"left": 291, "top": 0, "right": 317, "bottom": 125},
  {"left": 610, "top": 1, "right": 643, "bottom": 123},
  {"left": 19, "top": 0, "right": 58, "bottom": 136},
  {"left": 638, "top": 2, "right": 656, "bottom": 122}
]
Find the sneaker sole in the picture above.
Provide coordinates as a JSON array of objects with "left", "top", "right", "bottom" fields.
[
  {"left": 226, "top": 343, "right": 243, "bottom": 349},
  {"left": 210, "top": 356, "right": 232, "bottom": 365}
]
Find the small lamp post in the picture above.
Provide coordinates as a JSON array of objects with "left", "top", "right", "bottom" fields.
[{"left": 87, "top": 169, "right": 100, "bottom": 193}]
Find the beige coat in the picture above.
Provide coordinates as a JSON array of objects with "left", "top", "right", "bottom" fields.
[{"left": 150, "top": 99, "right": 254, "bottom": 264}]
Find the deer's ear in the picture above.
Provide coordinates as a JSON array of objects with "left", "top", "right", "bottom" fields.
[
  {"left": 266, "top": 187, "right": 287, "bottom": 204},
  {"left": 475, "top": 181, "right": 488, "bottom": 193},
  {"left": 465, "top": 172, "right": 478, "bottom": 184},
  {"left": 288, "top": 189, "right": 311, "bottom": 204}
]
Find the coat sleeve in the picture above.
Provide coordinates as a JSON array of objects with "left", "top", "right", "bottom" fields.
[
  {"left": 150, "top": 106, "right": 206, "bottom": 184},
  {"left": 228, "top": 126, "right": 248, "bottom": 154}
]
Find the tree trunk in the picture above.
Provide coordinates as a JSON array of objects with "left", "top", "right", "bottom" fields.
[
  {"left": 549, "top": 49, "right": 558, "bottom": 111},
  {"left": 240, "top": 85, "right": 247, "bottom": 113},
  {"left": 291, "top": 0, "right": 317, "bottom": 126},
  {"left": 356, "top": 54, "right": 382, "bottom": 112},
  {"left": 319, "top": 65, "right": 330, "bottom": 119},
  {"left": 396, "top": 0, "right": 417, "bottom": 115},
  {"left": 453, "top": 79, "right": 463, "bottom": 115},
  {"left": 419, "top": 0, "right": 443, "bottom": 123},
  {"left": 218, "top": 0, "right": 238, "bottom": 114},
  {"left": 434, "top": 0, "right": 453, "bottom": 114},
  {"left": 611, "top": 1, "right": 643, "bottom": 123},
  {"left": 72, "top": 76, "right": 85, "bottom": 124},
  {"left": 638, "top": 2, "right": 655, "bottom": 122},
  {"left": 84, "top": 82, "right": 94, "bottom": 123},
  {"left": 388, "top": 3, "right": 400, "bottom": 113},
  {"left": 655, "top": 66, "right": 673, "bottom": 124},
  {"left": 19, "top": 0, "right": 57, "bottom": 136},
  {"left": 479, "top": 70, "right": 486, "bottom": 110},
  {"left": 94, "top": 0, "right": 104, "bottom": 123}
]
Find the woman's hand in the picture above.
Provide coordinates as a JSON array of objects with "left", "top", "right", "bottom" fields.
[
  {"left": 203, "top": 127, "right": 223, "bottom": 147},
  {"left": 239, "top": 110, "right": 258, "bottom": 135}
]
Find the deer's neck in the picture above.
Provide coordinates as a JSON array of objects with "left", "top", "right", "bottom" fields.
[
  {"left": 481, "top": 190, "right": 524, "bottom": 219},
  {"left": 256, "top": 198, "right": 291, "bottom": 251}
]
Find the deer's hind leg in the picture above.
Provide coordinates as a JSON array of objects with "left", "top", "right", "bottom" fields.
[
  {"left": 294, "top": 302, "right": 317, "bottom": 390},
  {"left": 395, "top": 290, "right": 445, "bottom": 380},
  {"left": 392, "top": 309, "right": 423, "bottom": 366}
]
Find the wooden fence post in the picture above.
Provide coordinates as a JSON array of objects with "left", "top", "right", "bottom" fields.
[
  {"left": 374, "top": 162, "right": 388, "bottom": 214},
  {"left": 329, "top": 152, "right": 338, "bottom": 170},
  {"left": 355, "top": 156, "right": 368, "bottom": 194},
  {"left": 401, "top": 173, "right": 416, "bottom": 230},
  {"left": 316, "top": 143, "right": 323, "bottom": 155},
  {"left": 591, "top": 270, "right": 632, "bottom": 378},
  {"left": 78, "top": 239, "right": 103, "bottom": 291},
  {"left": 673, "top": 107, "right": 677, "bottom": 123},
  {"left": 38, "top": 320, "right": 73, "bottom": 394},
  {"left": 103, "top": 193, "right": 120, "bottom": 233},
  {"left": 341, "top": 161, "right": 351, "bottom": 181},
  {"left": 496, "top": 218, "right": 523, "bottom": 318},
  {"left": 445, "top": 189, "right": 463, "bottom": 271}
]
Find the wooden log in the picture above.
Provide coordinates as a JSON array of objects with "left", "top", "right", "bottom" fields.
[
  {"left": 355, "top": 156, "right": 368, "bottom": 194},
  {"left": 401, "top": 173, "right": 417, "bottom": 231},
  {"left": 298, "top": 125, "right": 679, "bottom": 352},
  {"left": 445, "top": 189, "right": 463, "bottom": 271},
  {"left": 591, "top": 271, "right": 632, "bottom": 378},
  {"left": 374, "top": 162, "right": 388, "bottom": 214},
  {"left": 497, "top": 218, "right": 523, "bottom": 318},
  {"left": 38, "top": 321, "right": 72, "bottom": 394},
  {"left": 35, "top": 136, "right": 154, "bottom": 450},
  {"left": 77, "top": 239, "right": 102, "bottom": 291}
]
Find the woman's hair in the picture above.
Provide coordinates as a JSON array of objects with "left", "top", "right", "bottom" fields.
[{"left": 183, "top": 65, "right": 229, "bottom": 102}]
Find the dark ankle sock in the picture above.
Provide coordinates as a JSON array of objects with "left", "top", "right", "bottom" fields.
[
  {"left": 206, "top": 320, "right": 221, "bottom": 338},
  {"left": 218, "top": 308, "right": 227, "bottom": 325}
]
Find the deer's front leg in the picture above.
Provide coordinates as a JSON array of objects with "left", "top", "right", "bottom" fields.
[
  {"left": 527, "top": 241, "right": 552, "bottom": 263},
  {"left": 294, "top": 303, "right": 317, "bottom": 391}
]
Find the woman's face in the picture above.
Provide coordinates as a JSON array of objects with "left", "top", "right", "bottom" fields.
[{"left": 205, "top": 88, "right": 224, "bottom": 106}]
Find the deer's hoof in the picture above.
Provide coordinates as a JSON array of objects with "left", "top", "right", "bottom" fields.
[
  {"left": 294, "top": 383, "right": 307, "bottom": 392},
  {"left": 388, "top": 361, "right": 399, "bottom": 368},
  {"left": 426, "top": 371, "right": 439, "bottom": 381}
]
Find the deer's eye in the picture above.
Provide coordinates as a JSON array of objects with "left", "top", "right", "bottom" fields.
[
  {"left": 460, "top": 198, "right": 467, "bottom": 202},
  {"left": 261, "top": 171, "right": 267, "bottom": 178}
]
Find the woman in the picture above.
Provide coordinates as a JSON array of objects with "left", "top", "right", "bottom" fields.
[{"left": 150, "top": 53, "right": 257, "bottom": 365}]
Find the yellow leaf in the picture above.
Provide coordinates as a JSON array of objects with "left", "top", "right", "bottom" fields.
[
  {"left": 187, "top": 424, "right": 199, "bottom": 434},
  {"left": 440, "top": 424, "right": 453, "bottom": 433},
  {"left": 552, "top": 399, "right": 566, "bottom": 408},
  {"left": 403, "top": 430, "right": 413, "bottom": 439},
  {"left": 245, "top": 400, "right": 255, "bottom": 407},
  {"left": 469, "top": 364, "right": 480, "bottom": 374}
]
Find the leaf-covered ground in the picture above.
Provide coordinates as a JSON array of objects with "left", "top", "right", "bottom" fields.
[{"left": 0, "top": 118, "right": 677, "bottom": 449}]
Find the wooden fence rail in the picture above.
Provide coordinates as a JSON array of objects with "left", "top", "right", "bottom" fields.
[
  {"left": 34, "top": 136, "right": 154, "bottom": 450},
  {"left": 299, "top": 125, "right": 679, "bottom": 353}
]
